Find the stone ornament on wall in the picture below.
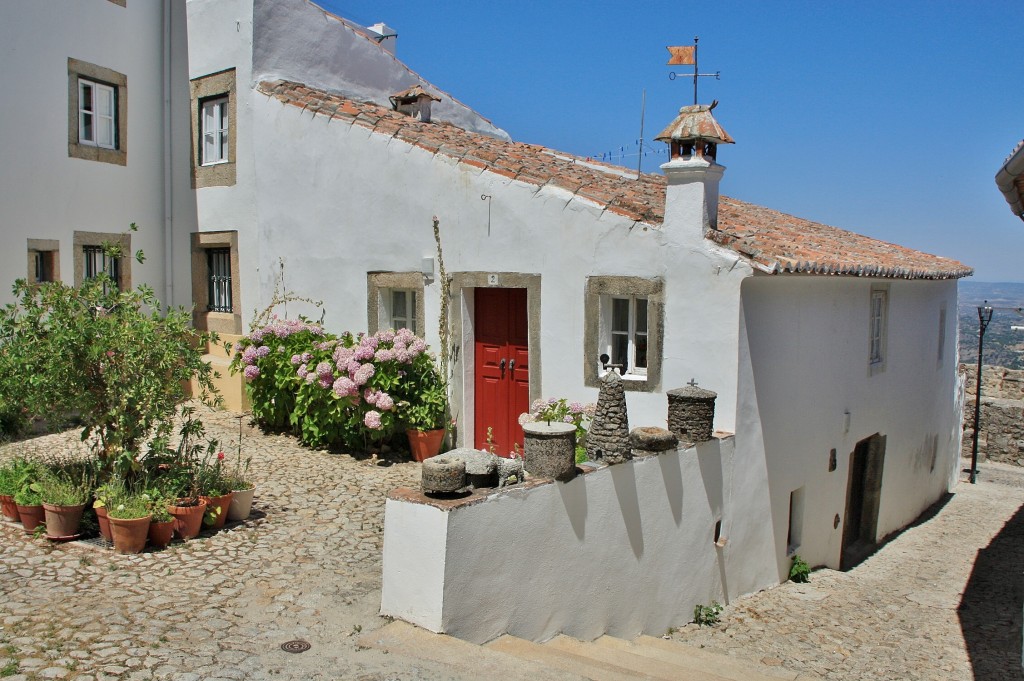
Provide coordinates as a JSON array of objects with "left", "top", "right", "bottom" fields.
[
  {"left": 667, "top": 385, "right": 717, "bottom": 444},
  {"left": 586, "top": 371, "right": 631, "bottom": 464}
]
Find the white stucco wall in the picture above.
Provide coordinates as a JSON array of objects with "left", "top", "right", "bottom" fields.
[
  {"left": 736, "top": 275, "right": 962, "bottom": 574},
  {"left": 0, "top": 0, "right": 195, "bottom": 307},
  {"left": 381, "top": 438, "right": 757, "bottom": 644}
]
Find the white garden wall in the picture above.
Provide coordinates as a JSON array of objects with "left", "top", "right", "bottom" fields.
[{"left": 381, "top": 438, "right": 761, "bottom": 644}]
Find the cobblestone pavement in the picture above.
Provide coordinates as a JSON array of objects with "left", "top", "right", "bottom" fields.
[
  {"left": 3, "top": 410, "right": 1023, "bottom": 680},
  {"left": 672, "top": 462, "right": 1024, "bottom": 681}
]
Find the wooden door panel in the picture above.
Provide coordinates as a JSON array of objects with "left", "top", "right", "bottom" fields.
[{"left": 474, "top": 288, "right": 529, "bottom": 455}]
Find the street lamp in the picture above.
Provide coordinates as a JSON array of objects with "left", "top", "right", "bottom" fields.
[{"left": 970, "top": 302, "right": 994, "bottom": 484}]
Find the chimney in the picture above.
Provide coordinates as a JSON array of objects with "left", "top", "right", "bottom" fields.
[
  {"left": 389, "top": 85, "right": 441, "bottom": 123},
  {"left": 655, "top": 101, "right": 734, "bottom": 235},
  {"left": 366, "top": 22, "right": 398, "bottom": 55}
]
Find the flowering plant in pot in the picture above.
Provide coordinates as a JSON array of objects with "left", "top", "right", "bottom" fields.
[
  {"left": 196, "top": 449, "right": 232, "bottom": 530},
  {"left": 147, "top": 406, "right": 216, "bottom": 539},
  {"left": 105, "top": 489, "right": 152, "bottom": 555},
  {"left": 519, "top": 398, "right": 596, "bottom": 463},
  {"left": 91, "top": 479, "right": 124, "bottom": 542},
  {"left": 145, "top": 487, "right": 175, "bottom": 550}
]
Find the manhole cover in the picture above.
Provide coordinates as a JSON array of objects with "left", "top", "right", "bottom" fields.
[{"left": 281, "top": 640, "right": 311, "bottom": 654}]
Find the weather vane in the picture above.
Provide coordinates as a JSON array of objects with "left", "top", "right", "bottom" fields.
[{"left": 667, "top": 36, "right": 721, "bottom": 105}]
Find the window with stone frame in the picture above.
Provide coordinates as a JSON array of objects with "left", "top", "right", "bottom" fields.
[
  {"left": 73, "top": 231, "right": 130, "bottom": 291},
  {"left": 27, "top": 240, "right": 60, "bottom": 284},
  {"left": 367, "top": 273, "right": 425, "bottom": 335},
  {"left": 584, "top": 276, "right": 663, "bottom": 392},
  {"left": 191, "top": 231, "right": 241, "bottom": 334},
  {"left": 68, "top": 58, "right": 127, "bottom": 166},
  {"left": 190, "top": 69, "right": 237, "bottom": 187}
]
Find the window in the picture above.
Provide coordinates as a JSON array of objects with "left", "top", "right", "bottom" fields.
[
  {"left": 869, "top": 287, "right": 888, "bottom": 369},
  {"left": 367, "top": 273, "right": 425, "bottom": 336},
  {"left": 207, "top": 248, "right": 233, "bottom": 312},
  {"left": 74, "top": 231, "right": 129, "bottom": 290},
  {"left": 27, "top": 240, "right": 60, "bottom": 284},
  {"left": 78, "top": 79, "right": 116, "bottom": 149},
  {"left": 191, "top": 69, "right": 236, "bottom": 187},
  {"left": 584, "top": 276, "right": 663, "bottom": 392},
  {"left": 83, "top": 245, "right": 121, "bottom": 292},
  {"left": 68, "top": 59, "right": 127, "bottom": 165},
  {"left": 191, "top": 231, "right": 241, "bottom": 334},
  {"left": 787, "top": 487, "right": 805, "bottom": 556},
  {"left": 606, "top": 296, "right": 648, "bottom": 376},
  {"left": 201, "top": 97, "right": 229, "bottom": 165}
]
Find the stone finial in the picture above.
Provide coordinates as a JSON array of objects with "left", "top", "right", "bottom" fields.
[
  {"left": 667, "top": 385, "right": 717, "bottom": 444},
  {"left": 586, "top": 371, "right": 631, "bottom": 464}
]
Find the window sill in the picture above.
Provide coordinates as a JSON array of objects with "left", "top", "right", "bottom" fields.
[{"left": 201, "top": 159, "right": 229, "bottom": 167}]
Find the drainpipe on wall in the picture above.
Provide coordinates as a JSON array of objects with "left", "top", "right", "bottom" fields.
[{"left": 162, "top": 0, "right": 174, "bottom": 308}]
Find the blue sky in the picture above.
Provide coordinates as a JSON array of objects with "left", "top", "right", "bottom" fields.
[{"left": 319, "top": 1, "right": 1024, "bottom": 282}]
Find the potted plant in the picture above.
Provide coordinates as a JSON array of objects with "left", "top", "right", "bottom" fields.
[
  {"left": 152, "top": 406, "right": 212, "bottom": 540},
  {"left": 146, "top": 488, "right": 175, "bottom": 550},
  {"left": 197, "top": 449, "right": 232, "bottom": 530},
  {"left": 91, "top": 480, "right": 123, "bottom": 543},
  {"left": 37, "top": 462, "right": 93, "bottom": 539},
  {"left": 0, "top": 459, "right": 28, "bottom": 522},
  {"left": 12, "top": 461, "right": 44, "bottom": 533},
  {"left": 225, "top": 416, "right": 255, "bottom": 521},
  {"left": 399, "top": 362, "right": 448, "bottom": 462},
  {"left": 105, "top": 490, "right": 152, "bottom": 554}
]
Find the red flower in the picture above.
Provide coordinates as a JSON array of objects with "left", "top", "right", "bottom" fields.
[{"left": 217, "top": 451, "right": 225, "bottom": 460}]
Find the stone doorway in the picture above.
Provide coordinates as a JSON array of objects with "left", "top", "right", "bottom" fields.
[{"left": 841, "top": 433, "right": 886, "bottom": 570}]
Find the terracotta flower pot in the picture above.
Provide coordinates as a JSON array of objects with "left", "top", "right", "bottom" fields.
[
  {"left": 148, "top": 519, "right": 175, "bottom": 550},
  {"left": 0, "top": 494, "right": 19, "bottom": 522},
  {"left": 227, "top": 487, "right": 255, "bottom": 521},
  {"left": 200, "top": 493, "right": 233, "bottom": 530},
  {"left": 108, "top": 514, "right": 151, "bottom": 555},
  {"left": 16, "top": 504, "right": 44, "bottom": 534},
  {"left": 407, "top": 428, "right": 446, "bottom": 462},
  {"left": 42, "top": 503, "right": 86, "bottom": 539},
  {"left": 94, "top": 505, "right": 112, "bottom": 542},
  {"left": 167, "top": 498, "right": 207, "bottom": 540}
]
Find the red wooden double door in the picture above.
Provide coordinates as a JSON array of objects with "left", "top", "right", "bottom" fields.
[{"left": 474, "top": 288, "right": 529, "bottom": 455}]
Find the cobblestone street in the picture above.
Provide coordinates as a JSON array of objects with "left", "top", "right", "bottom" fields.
[
  {"left": 672, "top": 463, "right": 1024, "bottom": 681},
  {"left": 2, "top": 408, "right": 1023, "bottom": 680}
]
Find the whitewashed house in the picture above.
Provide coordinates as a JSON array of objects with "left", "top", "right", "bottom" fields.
[{"left": 0, "top": 0, "right": 196, "bottom": 309}]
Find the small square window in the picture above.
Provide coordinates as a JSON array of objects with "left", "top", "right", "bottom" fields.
[
  {"left": 383, "top": 289, "right": 418, "bottom": 334},
  {"left": 584, "top": 276, "right": 662, "bottom": 392},
  {"left": 201, "top": 97, "right": 229, "bottom": 166}
]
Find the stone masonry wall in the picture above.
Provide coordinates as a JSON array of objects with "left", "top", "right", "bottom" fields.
[{"left": 961, "top": 364, "right": 1024, "bottom": 466}]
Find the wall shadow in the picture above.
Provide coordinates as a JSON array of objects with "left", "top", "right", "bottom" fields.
[
  {"left": 610, "top": 464, "right": 644, "bottom": 559},
  {"left": 557, "top": 474, "right": 589, "bottom": 541},
  {"left": 657, "top": 451, "right": 684, "bottom": 526},
  {"left": 958, "top": 500, "right": 1024, "bottom": 680}
]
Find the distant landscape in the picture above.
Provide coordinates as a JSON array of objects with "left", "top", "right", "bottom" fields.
[{"left": 959, "top": 281, "right": 1024, "bottom": 369}]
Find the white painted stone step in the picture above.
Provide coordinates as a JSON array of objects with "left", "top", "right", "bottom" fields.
[
  {"left": 594, "top": 635, "right": 820, "bottom": 681},
  {"left": 544, "top": 634, "right": 732, "bottom": 681},
  {"left": 488, "top": 634, "right": 657, "bottom": 681},
  {"left": 357, "top": 621, "right": 586, "bottom": 681}
]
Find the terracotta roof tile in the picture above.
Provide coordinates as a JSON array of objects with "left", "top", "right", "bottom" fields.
[{"left": 258, "top": 80, "right": 972, "bottom": 280}]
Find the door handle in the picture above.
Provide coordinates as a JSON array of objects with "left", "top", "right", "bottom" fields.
[
  {"left": 508, "top": 358, "right": 516, "bottom": 374},
  {"left": 499, "top": 358, "right": 506, "bottom": 376}
]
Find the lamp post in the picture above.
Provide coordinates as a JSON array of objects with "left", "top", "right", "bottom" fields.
[{"left": 970, "top": 302, "right": 994, "bottom": 484}]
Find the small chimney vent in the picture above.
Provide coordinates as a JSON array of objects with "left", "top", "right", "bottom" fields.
[
  {"left": 655, "top": 100, "right": 734, "bottom": 162},
  {"left": 389, "top": 85, "right": 441, "bottom": 123},
  {"left": 366, "top": 22, "right": 398, "bottom": 55}
]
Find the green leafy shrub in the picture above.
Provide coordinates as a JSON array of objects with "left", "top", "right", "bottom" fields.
[
  {"left": 0, "top": 225, "right": 218, "bottom": 476},
  {"left": 789, "top": 554, "right": 811, "bottom": 583},
  {"left": 693, "top": 601, "right": 723, "bottom": 627},
  {"left": 36, "top": 460, "right": 95, "bottom": 506}
]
